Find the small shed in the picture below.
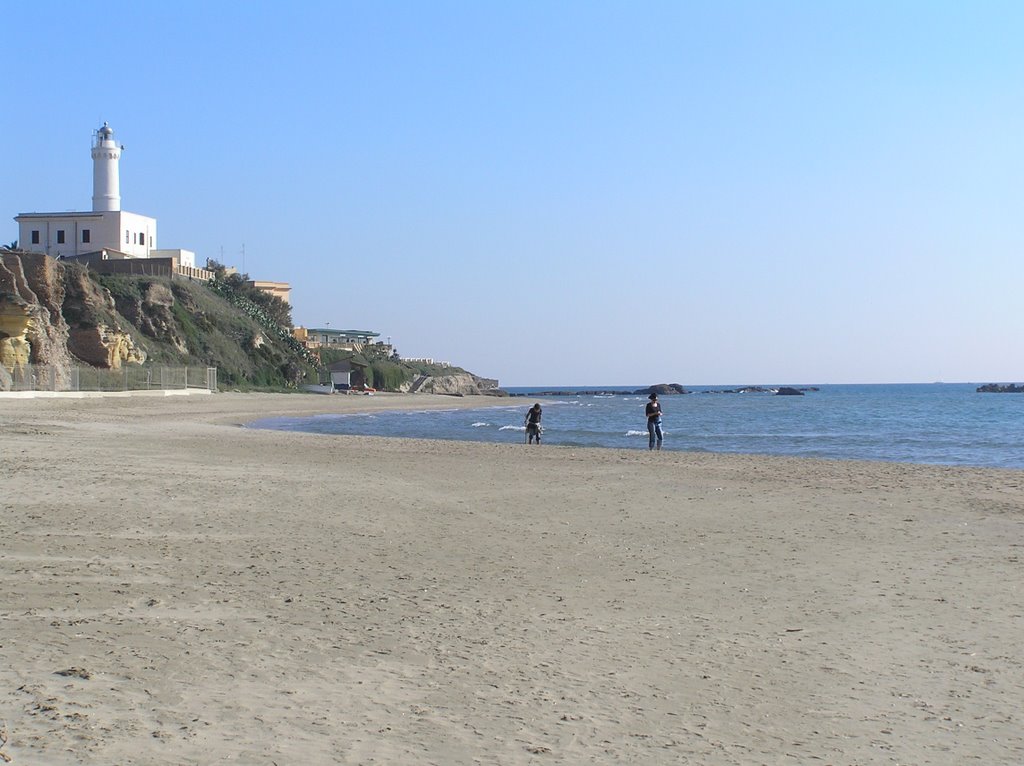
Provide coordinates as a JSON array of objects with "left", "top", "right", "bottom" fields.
[{"left": 328, "top": 358, "right": 368, "bottom": 390}]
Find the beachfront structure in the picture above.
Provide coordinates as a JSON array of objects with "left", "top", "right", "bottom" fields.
[
  {"left": 327, "top": 358, "right": 368, "bottom": 389},
  {"left": 15, "top": 124, "right": 161, "bottom": 261},
  {"left": 294, "top": 327, "right": 380, "bottom": 350}
]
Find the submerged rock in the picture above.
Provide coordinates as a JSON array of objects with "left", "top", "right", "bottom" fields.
[
  {"left": 775, "top": 387, "right": 805, "bottom": 396},
  {"left": 636, "top": 383, "right": 687, "bottom": 395}
]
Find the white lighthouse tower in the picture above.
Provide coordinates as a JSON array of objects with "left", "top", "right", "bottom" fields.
[{"left": 91, "top": 122, "right": 122, "bottom": 212}]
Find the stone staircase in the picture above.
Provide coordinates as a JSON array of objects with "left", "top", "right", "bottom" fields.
[{"left": 408, "top": 374, "right": 430, "bottom": 393}]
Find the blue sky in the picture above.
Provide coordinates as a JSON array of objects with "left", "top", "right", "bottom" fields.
[{"left": 3, "top": 1, "right": 1022, "bottom": 385}]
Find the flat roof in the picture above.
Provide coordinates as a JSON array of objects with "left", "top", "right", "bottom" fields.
[
  {"left": 16, "top": 210, "right": 153, "bottom": 220},
  {"left": 15, "top": 211, "right": 105, "bottom": 219},
  {"left": 308, "top": 328, "right": 379, "bottom": 336}
]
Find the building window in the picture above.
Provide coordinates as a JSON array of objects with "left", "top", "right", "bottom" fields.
[
  {"left": 56, "top": 230, "right": 65, "bottom": 244},
  {"left": 31, "top": 230, "right": 40, "bottom": 244},
  {"left": 82, "top": 229, "right": 91, "bottom": 243},
  {"left": 149, "top": 236, "right": 153, "bottom": 247},
  {"left": 126, "top": 230, "right": 130, "bottom": 244},
  {"left": 139, "top": 232, "right": 145, "bottom": 247}
]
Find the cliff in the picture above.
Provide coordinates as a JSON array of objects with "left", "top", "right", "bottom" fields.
[
  {"left": 0, "top": 251, "right": 499, "bottom": 394},
  {"left": 0, "top": 251, "right": 314, "bottom": 390},
  {"left": 1, "top": 251, "right": 144, "bottom": 388}
]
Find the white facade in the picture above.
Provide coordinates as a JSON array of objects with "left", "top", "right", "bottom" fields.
[
  {"left": 118, "top": 211, "right": 157, "bottom": 257},
  {"left": 16, "top": 210, "right": 156, "bottom": 259},
  {"left": 151, "top": 248, "right": 195, "bottom": 268}
]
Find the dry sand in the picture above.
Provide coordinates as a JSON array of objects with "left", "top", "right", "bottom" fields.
[{"left": 1, "top": 391, "right": 1022, "bottom": 765}]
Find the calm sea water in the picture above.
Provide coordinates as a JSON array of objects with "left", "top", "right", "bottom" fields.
[{"left": 248, "top": 384, "right": 1024, "bottom": 469}]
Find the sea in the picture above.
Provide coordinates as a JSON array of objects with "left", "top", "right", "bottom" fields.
[{"left": 248, "top": 383, "right": 1024, "bottom": 469}]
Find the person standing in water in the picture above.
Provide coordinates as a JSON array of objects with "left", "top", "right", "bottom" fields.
[
  {"left": 525, "top": 403, "right": 543, "bottom": 445},
  {"left": 645, "top": 392, "right": 664, "bottom": 450}
]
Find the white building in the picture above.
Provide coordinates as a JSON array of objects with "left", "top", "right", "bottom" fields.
[{"left": 14, "top": 124, "right": 193, "bottom": 266}]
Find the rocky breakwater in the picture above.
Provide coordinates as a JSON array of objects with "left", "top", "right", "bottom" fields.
[
  {"left": 977, "top": 383, "right": 1024, "bottom": 393},
  {"left": 0, "top": 251, "right": 145, "bottom": 389},
  {"left": 693, "top": 385, "right": 819, "bottom": 395},
  {"left": 513, "top": 383, "right": 820, "bottom": 397},
  {"left": 517, "top": 384, "right": 689, "bottom": 397},
  {"left": 643, "top": 383, "right": 688, "bottom": 395}
]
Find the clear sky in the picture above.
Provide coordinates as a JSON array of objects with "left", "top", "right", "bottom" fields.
[{"left": 3, "top": 1, "right": 1021, "bottom": 386}]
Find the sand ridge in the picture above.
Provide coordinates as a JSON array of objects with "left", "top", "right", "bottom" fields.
[{"left": 1, "top": 392, "right": 1022, "bottom": 764}]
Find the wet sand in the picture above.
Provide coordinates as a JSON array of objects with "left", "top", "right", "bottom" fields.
[{"left": 1, "top": 392, "right": 1022, "bottom": 764}]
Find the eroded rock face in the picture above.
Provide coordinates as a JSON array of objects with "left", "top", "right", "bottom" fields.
[
  {"left": 112, "top": 281, "right": 187, "bottom": 353},
  {"left": 68, "top": 324, "right": 147, "bottom": 369},
  {"left": 0, "top": 252, "right": 75, "bottom": 387},
  {"left": 417, "top": 373, "right": 501, "bottom": 396},
  {"left": 0, "top": 251, "right": 152, "bottom": 382},
  {"left": 61, "top": 262, "right": 117, "bottom": 322},
  {"left": 0, "top": 293, "right": 32, "bottom": 371}
]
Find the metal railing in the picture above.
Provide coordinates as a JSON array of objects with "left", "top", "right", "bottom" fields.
[{"left": 3, "top": 364, "right": 217, "bottom": 393}]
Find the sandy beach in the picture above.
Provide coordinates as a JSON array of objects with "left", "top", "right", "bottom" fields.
[{"left": 1, "top": 391, "right": 1022, "bottom": 765}]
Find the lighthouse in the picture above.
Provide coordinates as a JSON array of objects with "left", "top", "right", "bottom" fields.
[
  {"left": 14, "top": 124, "right": 205, "bottom": 267},
  {"left": 91, "top": 122, "right": 121, "bottom": 212}
]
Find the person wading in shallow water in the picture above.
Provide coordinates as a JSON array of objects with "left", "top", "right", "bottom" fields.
[
  {"left": 525, "top": 403, "right": 543, "bottom": 445},
  {"left": 646, "top": 392, "right": 664, "bottom": 450}
]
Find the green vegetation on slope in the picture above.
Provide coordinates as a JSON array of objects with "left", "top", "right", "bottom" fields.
[
  {"left": 79, "top": 267, "right": 478, "bottom": 392},
  {"left": 92, "top": 272, "right": 320, "bottom": 390}
]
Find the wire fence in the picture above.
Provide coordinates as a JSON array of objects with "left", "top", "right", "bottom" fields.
[{"left": 3, "top": 364, "right": 218, "bottom": 393}]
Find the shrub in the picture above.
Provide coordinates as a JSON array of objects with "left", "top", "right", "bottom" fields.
[{"left": 367, "top": 360, "right": 411, "bottom": 391}]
